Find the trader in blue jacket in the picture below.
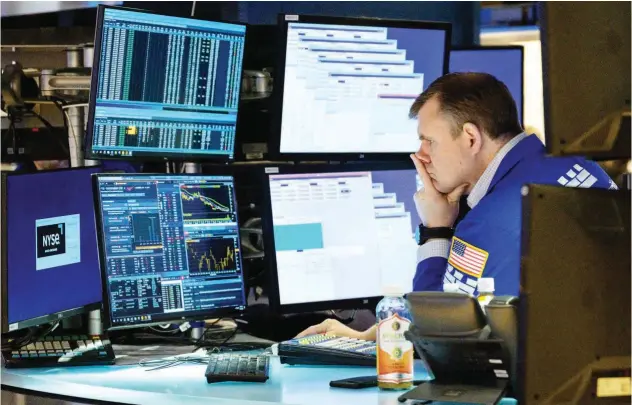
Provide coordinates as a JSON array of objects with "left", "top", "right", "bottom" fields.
[
  {"left": 409, "top": 73, "right": 615, "bottom": 297},
  {"left": 297, "top": 72, "right": 616, "bottom": 340}
]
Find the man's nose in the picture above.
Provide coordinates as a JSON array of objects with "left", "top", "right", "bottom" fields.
[{"left": 416, "top": 144, "right": 431, "bottom": 164}]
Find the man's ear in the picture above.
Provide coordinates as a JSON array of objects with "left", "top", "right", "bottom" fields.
[{"left": 461, "top": 122, "right": 483, "bottom": 155}]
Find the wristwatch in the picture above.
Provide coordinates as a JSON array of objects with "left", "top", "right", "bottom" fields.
[{"left": 416, "top": 225, "right": 454, "bottom": 246}]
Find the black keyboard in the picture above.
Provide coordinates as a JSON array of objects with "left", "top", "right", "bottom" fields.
[
  {"left": 2, "top": 333, "right": 116, "bottom": 368},
  {"left": 205, "top": 353, "right": 270, "bottom": 383}
]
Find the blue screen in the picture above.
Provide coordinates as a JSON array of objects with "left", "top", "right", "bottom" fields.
[
  {"left": 88, "top": 7, "right": 246, "bottom": 160},
  {"left": 279, "top": 20, "right": 448, "bottom": 154},
  {"left": 94, "top": 174, "right": 246, "bottom": 329},
  {"left": 450, "top": 48, "right": 523, "bottom": 122},
  {"left": 268, "top": 168, "right": 421, "bottom": 306},
  {"left": 6, "top": 167, "right": 103, "bottom": 329}
]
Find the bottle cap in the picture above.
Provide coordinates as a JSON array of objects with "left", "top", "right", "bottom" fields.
[
  {"left": 478, "top": 278, "right": 495, "bottom": 293},
  {"left": 382, "top": 285, "right": 404, "bottom": 297}
]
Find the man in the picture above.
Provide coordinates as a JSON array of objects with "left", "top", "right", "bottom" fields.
[{"left": 297, "top": 72, "right": 616, "bottom": 340}]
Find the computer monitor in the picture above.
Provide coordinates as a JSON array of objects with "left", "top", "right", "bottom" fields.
[
  {"left": 540, "top": 2, "right": 630, "bottom": 159},
  {"left": 92, "top": 173, "right": 247, "bottom": 330},
  {"left": 262, "top": 163, "right": 421, "bottom": 313},
  {"left": 85, "top": 5, "right": 247, "bottom": 161},
  {"left": 450, "top": 46, "right": 523, "bottom": 124},
  {"left": 518, "top": 185, "right": 630, "bottom": 403},
  {"left": 1, "top": 167, "right": 103, "bottom": 334},
  {"left": 274, "top": 14, "right": 451, "bottom": 160}
]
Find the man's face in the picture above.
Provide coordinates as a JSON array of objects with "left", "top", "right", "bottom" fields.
[{"left": 414, "top": 97, "right": 472, "bottom": 194}]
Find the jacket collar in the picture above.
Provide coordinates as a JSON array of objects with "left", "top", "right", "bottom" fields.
[{"left": 467, "top": 133, "right": 544, "bottom": 209}]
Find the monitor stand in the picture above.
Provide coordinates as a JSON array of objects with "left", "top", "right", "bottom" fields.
[{"left": 189, "top": 320, "right": 206, "bottom": 340}]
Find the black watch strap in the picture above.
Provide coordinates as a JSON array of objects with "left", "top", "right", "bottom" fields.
[{"left": 417, "top": 225, "right": 454, "bottom": 245}]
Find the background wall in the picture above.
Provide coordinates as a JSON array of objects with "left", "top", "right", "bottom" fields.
[
  {"left": 234, "top": 1, "right": 480, "bottom": 46},
  {"left": 480, "top": 27, "right": 544, "bottom": 142}
]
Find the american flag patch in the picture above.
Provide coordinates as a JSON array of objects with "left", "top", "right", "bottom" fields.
[{"left": 448, "top": 237, "right": 489, "bottom": 278}]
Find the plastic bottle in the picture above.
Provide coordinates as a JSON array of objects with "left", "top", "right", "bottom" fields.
[
  {"left": 477, "top": 277, "right": 495, "bottom": 312},
  {"left": 376, "top": 286, "right": 414, "bottom": 390}
]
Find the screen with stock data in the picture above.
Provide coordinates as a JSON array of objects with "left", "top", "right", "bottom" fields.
[
  {"left": 268, "top": 169, "right": 421, "bottom": 307},
  {"left": 94, "top": 174, "right": 246, "bottom": 329},
  {"left": 450, "top": 48, "right": 523, "bottom": 122},
  {"left": 278, "top": 18, "right": 448, "bottom": 155},
  {"left": 87, "top": 7, "right": 246, "bottom": 160}
]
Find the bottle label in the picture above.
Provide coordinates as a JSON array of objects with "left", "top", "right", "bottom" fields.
[{"left": 377, "top": 313, "right": 413, "bottom": 383}]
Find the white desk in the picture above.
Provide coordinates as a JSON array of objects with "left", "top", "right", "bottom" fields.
[{"left": 1, "top": 356, "right": 517, "bottom": 405}]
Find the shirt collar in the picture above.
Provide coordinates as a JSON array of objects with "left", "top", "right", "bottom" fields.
[{"left": 466, "top": 132, "right": 528, "bottom": 209}]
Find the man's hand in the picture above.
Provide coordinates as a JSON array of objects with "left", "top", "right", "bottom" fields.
[
  {"left": 411, "top": 154, "right": 468, "bottom": 228},
  {"left": 295, "top": 319, "right": 376, "bottom": 341}
]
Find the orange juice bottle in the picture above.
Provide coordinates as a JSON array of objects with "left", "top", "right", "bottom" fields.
[{"left": 376, "top": 287, "right": 414, "bottom": 390}]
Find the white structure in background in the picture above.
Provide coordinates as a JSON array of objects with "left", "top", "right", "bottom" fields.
[{"left": 480, "top": 27, "right": 545, "bottom": 143}]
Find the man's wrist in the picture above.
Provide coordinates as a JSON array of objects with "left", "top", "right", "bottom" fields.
[
  {"left": 425, "top": 220, "right": 455, "bottom": 228},
  {"left": 417, "top": 224, "right": 454, "bottom": 245},
  {"left": 361, "top": 325, "right": 377, "bottom": 341}
]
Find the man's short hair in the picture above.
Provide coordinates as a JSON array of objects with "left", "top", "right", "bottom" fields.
[{"left": 409, "top": 72, "right": 523, "bottom": 140}]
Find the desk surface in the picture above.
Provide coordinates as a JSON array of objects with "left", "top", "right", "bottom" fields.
[{"left": 2, "top": 356, "right": 517, "bottom": 405}]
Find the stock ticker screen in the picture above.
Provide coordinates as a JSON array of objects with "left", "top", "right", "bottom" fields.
[
  {"left": 279, "top": 19, "right": 447, "bottom": 155},
  {"left": 87, "top": 7, "right": 246, "bottom": 160},
  {"left": 268, "top": 169, "right": 422, "bottom": 306},
  {"left": 94, "top": 174, "right": 246, "bottom": 329}
]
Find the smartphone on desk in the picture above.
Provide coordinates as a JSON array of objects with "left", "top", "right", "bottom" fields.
[{"left": 330, "top": 376, "right": 425, "bottom": 389}]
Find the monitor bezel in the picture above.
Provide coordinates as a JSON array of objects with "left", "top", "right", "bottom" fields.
[
  {"left": 261, "top": 160, "right": 418, "bottom": 315},
  {"left": 92, "top": 172, "right": 248, "bottom": 331},
  {"left": 450, "top": 45, "right": 525, "bottom": 128},
  {"left": 270, "top": 13, "right": 452, "bottom": 162},
  {"left": 84, "top": 4, "right": 248, "bottom": 163},
  {"left": 1, "top": 166, "right": 103, "bottom": 335}
]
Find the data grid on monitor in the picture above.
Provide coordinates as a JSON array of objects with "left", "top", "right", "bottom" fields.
[
  {"left": 269, "top": 169, "right": 422, "bottom": 306},
  {"left": 88, "top": 7, "right": 246, "bottom": 160},
  {"left": 95, "top": 175, "right": 246, "bottom": 328},
  {"left": 279, "top": 21, "right": 447, "bottom": 155}
]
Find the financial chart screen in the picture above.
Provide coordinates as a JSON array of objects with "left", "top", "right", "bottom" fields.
[
  {"left": 450, "top": 48, "right": 523, "bottom": 122},
  {"left": 6, "top": 167, "right": 103, "bottom": 331},
  {"left": 95, "top": 175, "right": 246, "bottom": 328},
  {"left": 88, "top": 7, "right": 246, "bottom": 160},
  {"left": 279, "top": 21, "right": 447, "bottom": 154},
  {"left": 268, "top": 169, "right": 421, "bottom": 306}
]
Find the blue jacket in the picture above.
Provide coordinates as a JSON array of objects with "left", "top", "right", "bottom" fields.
[{"left": 413, "top": 134, "right": 616, "bottom": 296}]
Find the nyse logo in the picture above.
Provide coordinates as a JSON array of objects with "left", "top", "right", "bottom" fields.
[{"left": 36, "top": 223, "right": 66, "bottom": 258}]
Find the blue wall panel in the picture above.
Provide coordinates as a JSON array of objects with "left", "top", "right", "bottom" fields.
[{"left": 235, "top": 1, "right": 479, "bottom": 46}]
